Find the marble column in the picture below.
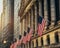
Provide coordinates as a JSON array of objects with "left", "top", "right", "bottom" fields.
[
  {"left": 20, "top": 23, "right": 22, "bottom": 35},
  {"left": 26, "top": 15, "right": 28, "bottom": 32},
  {"left": 39, "top": 0, "right": 42, "bottom": 16},
  {"left": 44, "top": 0, "right": 48, "bottom": 31},
  {"left": 24, "top": 16, "right": 26, "bottom": 32},
  {"left": 58, "top": 32, "right": 60, "bottom": 43},
  {"left": 21, "top": 21, "right": 23, "bottom": 36},
  {"left": 50, "top": 0, "right": 56, "bottom": 28},
  {"left": 28, "top": 12, "right": 30, "bottom": 27},
  {"left": 23, "top": 19, "right": 25, "bottom": 34},
  {"left": 34, "top": 4, "right": 38, "bottom": 35},
  {"left": 30, "top": 9, "right": 34, "bottom": 35}
]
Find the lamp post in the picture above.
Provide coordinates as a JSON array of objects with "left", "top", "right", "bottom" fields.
[{"left": 3, "top": 40, "right": 7, "bottom": 44}]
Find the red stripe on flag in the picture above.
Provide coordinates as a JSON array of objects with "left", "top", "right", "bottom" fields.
[
  {"left": 38, "top": 19, "right": 45, "bottom": 36},
  {"left": 22, "top": 36, "right": 27, "bottom": 44},
  {"left": 27, "top": 28, "right": 33, "bottom": 42}
]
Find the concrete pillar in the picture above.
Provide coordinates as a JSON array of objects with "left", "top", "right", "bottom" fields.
[
  {"left": 50, "top": 0, "right": 56, "bottom": 28},
  {"left": 28, "top": 12, "right": 30, "bottom": 27},
  {"left": 43, "top": 35, "right": 48, "bottom": 45},
  {"left": 50, "top": 32, "right": 55, "bottom": 44},
  {"left": 58, "top": 31, "right": 60, "bottom": 43},
  {"left": 44, "top": 0, "right": 48, "bottom": 31},
  {"left": 30, "top": 9, "right": 34, "bottom": 35},
  {"left": 38, "top": 37, "right": 41, "bottom": 47},
  {"left": 39, "top": 0, "right": 42, "bottom": 16},
  {"left": 34, "top": 4, "right": 37, "bottom": 35},
  {"left": 34, "top": 39, "right": 36, "bottom": 48},
  {"left": 26, "top": 14, "right": 28, "bottom": 31},
  {"left": 23, "top": 19, "right": 25, "bottom": 34},
  {"left": 21, "top": 21, "right": 23, "bottom": 36}
]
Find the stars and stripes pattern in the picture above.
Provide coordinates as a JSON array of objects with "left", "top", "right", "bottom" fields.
[
  {"left": 22, "top": 36, "right": 27, "bottom": 44},
  {"left": 37, "top": 16, "right": 45, "bottom": 36},
  {"left": 27, "top": 28, "right": 33, "bottom": 41}
]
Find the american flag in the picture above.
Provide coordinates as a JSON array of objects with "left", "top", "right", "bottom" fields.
[
  {"left": 17, "top": 39, "right": 22, "bottom": 46},
  {"left": 22, "top": 36, "right": 27, "bottom": 44},
  {"left": 10, "top": 43, "right": 15, "bottom": 48},
  {"left": 13, "top": 42, "right": 17, "bottom": 48},
  {"left": 27, "top": 28, "right": 33, "bottom": 41},
  {"left": 10, "top": 44, "right": 14, "bottom": 48},
  {"left": 22, "top": 31, "right": 27, "bottom": 44},
  {"left": 37, "top": 16, "right": 45, "bottom": 36}
]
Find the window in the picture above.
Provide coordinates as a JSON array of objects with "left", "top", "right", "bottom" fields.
[
  {"left": 55, "top": 32, "right": 59, "bottom": 43},
  {"left": 41, "top": 37, "right": 43, "bottom": 46},
  {"left": 36, "top": 39, "right": 38, "bottom": 48},
  {"left": 47, "top": 35, "right": 50, "bottom": 45}
]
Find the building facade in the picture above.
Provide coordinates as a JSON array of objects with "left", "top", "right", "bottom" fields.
[
  {"left": 0, "top": 0, "right": 14, "bottom": 48},
  {"left": 14, "top": 0, "right": 21, "bottom": 40},
  {"left": 19, "top": 0, "right": 60, "bottom": 48}
]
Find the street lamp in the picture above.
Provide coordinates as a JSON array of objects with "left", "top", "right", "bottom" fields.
[{"left": 3, "top": 40, "right": 7, "bottom": 44}]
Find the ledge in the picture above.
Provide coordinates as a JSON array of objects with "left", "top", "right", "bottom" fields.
[
  {"left": 20, "top": 0, "right": 36, "bottom": 21},
  {"left": 31, "top": 24, "right": 60, "bottom": 39}
]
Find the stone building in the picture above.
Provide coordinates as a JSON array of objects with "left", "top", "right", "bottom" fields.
[
  {"left": 0, "top": 0, "right": 14, "bottom": 48},
  {"left": 18, "top": 0, "right": 60, "bottom": 48},
  {"left": 14, "top": 0, "right": 21, "bottom": 40}
]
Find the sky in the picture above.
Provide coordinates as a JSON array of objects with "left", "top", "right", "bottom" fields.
[{"left": 0, "top": 0, "right": 3, "bottom": 16}]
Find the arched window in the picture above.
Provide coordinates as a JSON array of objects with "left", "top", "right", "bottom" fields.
[
  {"left": 55, "top": 32, "right": 59, "bottom": 43},
  {"left": 41, "top": 37, "right": 43, "bottom": 46},
  {"left": 47, "top": 35, "right": 50, "bottom": 45},
  {"left": 36, "top": 39, "right": 38, "bottom": 48}
]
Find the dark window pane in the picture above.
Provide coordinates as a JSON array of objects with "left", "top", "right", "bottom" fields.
[
  {"left": 41, "top": 37, "right": 43, "bottom": 46},
  {"left": 47, "top": 35, "right": 50, "bottom": 45},
  {"left": 36, "top": 39, "right": 38, "bottom": 48},
  {"left": 55, "top": 32, "right": 59, "bottom": 43}
]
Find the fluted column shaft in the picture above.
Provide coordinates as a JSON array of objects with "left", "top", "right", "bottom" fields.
[
  {"left": 23, "top": 19, "right": 25, "bottom": 34},
  {"left": 26, "top": 15, "right": 28, "bottom": 32},
  {"left": 39, "top": 0, "right": 42, "bottom": 16},
  {"left": 21, "top": 21, "right": 23, "bottom": 36},
  {"left": 50, "top": 0, "right": 56, "bottom": 28},
  {"left": 44, "top": 0, "right": 48, "bottom": 30},
  {"left": 31, "top": 9, "right": 34, "bottom": 31},
  {"left": 28, "top": 12, "right": 30, "bottom": 27},
  {"left": 34, "top": 4, "right": 37, "bottom": 35}
]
